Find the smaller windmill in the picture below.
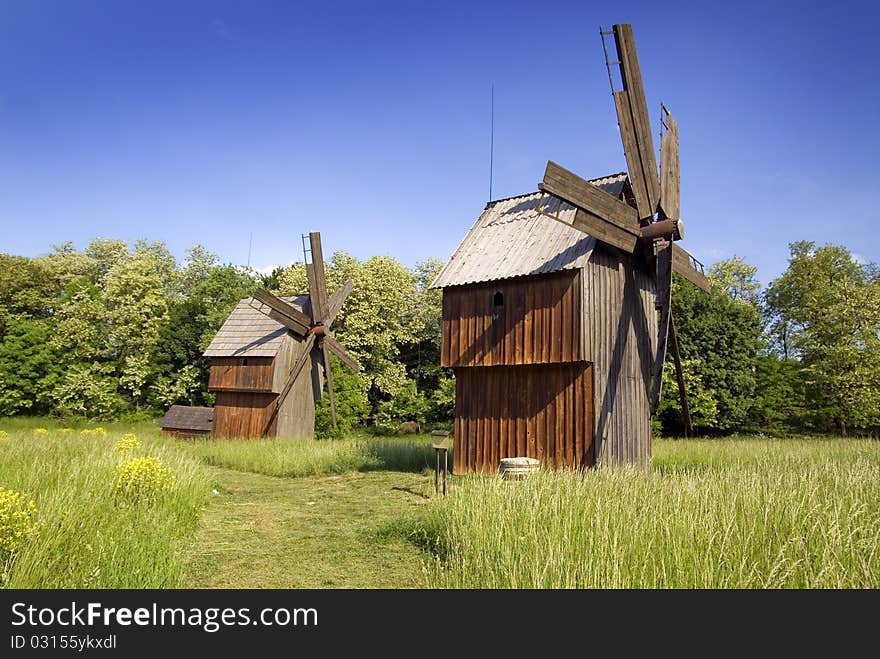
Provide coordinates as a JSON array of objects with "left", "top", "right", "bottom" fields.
[
  {"left": 204, "top": 232, "right": 360, "bottom": 438},
  {"left": 249, "top": 232, "right": 360, "bottom": 430}
]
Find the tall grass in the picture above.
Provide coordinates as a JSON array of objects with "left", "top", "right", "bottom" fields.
[
  {"left": 422, "top": 439, "right": 880, "bottom": 588},
  {"left": 0, "top": 428, "right": 211, "bottom": 588},
  {"left": 186, "top": 437, "right": 437, "bottom": 477}
]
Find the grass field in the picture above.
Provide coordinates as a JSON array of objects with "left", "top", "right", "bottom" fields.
[{"left": 0, "top": 418, "right": 877, "bottom": 589}]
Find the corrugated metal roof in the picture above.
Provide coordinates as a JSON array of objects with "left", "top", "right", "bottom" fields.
[
  {"left": 430, "top": 173, "right": 629, "bottom": 289},
  {"left": 203, "top": 295, "right": 308, "bottom": 357}
]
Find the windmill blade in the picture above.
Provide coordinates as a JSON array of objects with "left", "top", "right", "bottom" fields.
[
  {"left": 326, "top": 278, "right": 353, "bottom": 327},
  {"left": 323, "top": 334, "right": 361, "bottom": 371},
  {"left": 321, "top": 344, "right": 337, "bottom": 428},
  {"left": 668, "top": 313, "right": 692, "bottom": 437},
  {"left": 260, "top": 333, "right": 317, "bottom": 436},
  {"left": 659, "top": 108, "right": 680, "bottom": 220},
  {"left": 250, "top": 289, "right": 312, "bottom": 337},
  {"left": 539, "top": 160, "right": 641, "bottom": 253},
  {"left": 650, "top": 239, "right": 673, "bottom": 414},
  {"left": 306, "top": 232, "right": 330, "bottom": 323},
  {"left": 612, "top": 23, "right": 661, "bottom": 221},
  {"left": 672, "top": 244, "right": 711, "bottom": 292}
]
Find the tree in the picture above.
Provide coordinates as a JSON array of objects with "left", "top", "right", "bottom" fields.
[
  {"left": 671, "top": 270, "right": 762, "bottom": 432},
  {"left": 0, "top": 319, "right": 62, "bottom": 415},
  {"left": 655, "top": 357, "right": 718, "bottom": 434},
  {"left": 708, "top": 256, "right": 761, "bottom": 306},
  {"left": 765, "top": 242, "right": 880, "bottom": 434}
]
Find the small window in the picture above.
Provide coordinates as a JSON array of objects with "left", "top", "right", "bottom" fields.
[
  {"left": 492, "top": 291, "right": 504, "bottom": 308},
  {"left": 242, "top": 358, "right": 249, "bottom": 366}
]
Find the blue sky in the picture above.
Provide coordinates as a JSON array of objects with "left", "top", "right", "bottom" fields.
[{"left": 0, "top": 0, "right": 877, "bottom": 285}]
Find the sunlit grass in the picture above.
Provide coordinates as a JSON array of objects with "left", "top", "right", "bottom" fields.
[
  {"left": 419, "top": 438, "right": 880, "bottom": 588},
  {"left": 0, "top": 426, "right": 211, "bottom": 588}
]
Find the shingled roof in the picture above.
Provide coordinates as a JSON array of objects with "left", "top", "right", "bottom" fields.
[
  {"left": 203, "top": 295, "right": 309, "bottom": 357},
  {"left": 431, "top": 173, "right": 629, "bottom": 289},
  {"left": 158, "top": 405, "right": 214, "bottom": 433}
]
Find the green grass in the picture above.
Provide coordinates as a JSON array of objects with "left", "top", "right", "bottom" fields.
[
  {"left": 183, "top": 435, "right": 438, "bottom": 478},
  {"left": 0, "top": 425, "right": 212, "bottom": 588},
  {"left": 419, "top": 438, "right": 880, "bottom": 588},
  {"left": 2, "top": 419, "right": 876, "bottom": 590},
  {"left": 182, "top": 467, "right": 432, "bottom": 588}
]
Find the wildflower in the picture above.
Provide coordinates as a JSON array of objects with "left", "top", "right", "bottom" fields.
[
  {"left": 58, "top": 428, "right": 74, "bottom": 434},
  {"left": 0, "top": 487, "right": 42, "bottom": 560},
  {"left": 79, "top": 427, "right": 107, "bottom": 437},
  {"left": 0, "top": 430, "right": 8, "bottom": 439},
  {"left": 113, "top": 434, "right": 140, "bottom": 453},
  {"left": 114, "top": 456, "right": 175, "bottom": 497},
  {"left": 33, "top": 428, "right": 48, "bottom": 435}
]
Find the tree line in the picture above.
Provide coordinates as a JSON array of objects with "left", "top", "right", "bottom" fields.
[{"left": 0, "top": 238, "right": 877, "bottom": 437}]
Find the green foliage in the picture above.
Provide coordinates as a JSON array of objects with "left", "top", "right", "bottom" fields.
[
  {"left": 765, "top": 242, "right": 880, "bottom": 434},
  {"left": 708, "top": 256, "right": 761, "bottom": 306},
  {"left": 669, "top": 271, "right": 762, "bottom": 432},
  {"left": 655, "top": 357, "right": 718, "bottom": 434},
  {"left": 0, "top": 319, "right": 61, "bottom": 415},
  {"left": 49, "top": 363, "right": 124, "bottom": 419},
  {"left": 375, "top": 380, "right": 430, "bottom": 434},
  {"left": 315, "top": 355, "right": 370, "bottom": 439}
]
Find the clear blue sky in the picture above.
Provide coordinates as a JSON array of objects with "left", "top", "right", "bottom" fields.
[{"left": 1, "top": 0, "right": 877, "bottom": 285}]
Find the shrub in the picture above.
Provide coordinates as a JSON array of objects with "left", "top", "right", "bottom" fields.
[
  {"left": 0, "top": 488, "right": 42, "bottom": 564},
  {"left": 114, "top": 456, "right": 175, "bottom": 497},
  {"left": 113, "top": 433, "right": 141, "bottom": 453}
]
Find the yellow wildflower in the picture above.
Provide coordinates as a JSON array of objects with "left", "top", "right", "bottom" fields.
[
  {"left": 58, "top": 428, "right": 74, "bottom": 434},
  {"left": 0, "top": 487, "right": 42, "bottom": 558},
  {"left": 113, "top": 434, "right": 140, "bottom": 453},
  {"left": 33, "top": 428, "right": 48, "bottom": 435},
  {"left": 114, "top": 456, "right": 175, "bottom": 497}
]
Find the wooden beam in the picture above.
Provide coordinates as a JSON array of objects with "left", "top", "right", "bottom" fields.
[
  {"left": 672, "top": 244, "right": 711, "bottom": 292},
  {"left": 650, "top": 240, "right": 673, "bottom": 414},
  {"left": 323, "top": 334, "right": 360, "bottom": 371},
  {"left": 613, "top": 24, "right": 661, "bottom": 220},
  {"left": 572, "top": 208, "right": 638, "bottom": 253},
  {"left": 668, "top": 314, "right": 692, "bottom": 436},
  {"left": 308, "top": 232, "right": 330, "bottom": 323},
  {"left": 261, "top": 333, "right": 316, "bottom": 436},
  {"left": 326, "top": 278, "right": 353, "bottom": 327},
  {"left": 321, "top": 344, "right": 337, "bottom": 428},
  {"left": 614, "top": 91, "right": 652, "bottom": 220},
  {"left": 540, "top": 161, "right": 641, "bottom": 233},
  {"left": 250, "top": 289, "right": 312, "bottom": 335},
  {"left": 660, "top": 111, "right": 680, "bottom": 220}
]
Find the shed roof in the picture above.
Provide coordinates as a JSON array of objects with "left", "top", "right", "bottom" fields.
[
  {"left": 430, "top": 173, "right": 628, "bottom": 289},
  {"left": 158, "top": 405, "right": 214, "bottom": 432},
  {"left": 203, "top": 295, "right": 309, "bottom": 357}
]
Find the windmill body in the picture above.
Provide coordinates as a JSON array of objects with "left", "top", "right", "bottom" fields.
[
  {"left": 431, "top": 23, "right": 709, "bottom": 471},
  {"left": 203, "top": 295, "right": 322, "bottom": 438},
  {"left": 202, "top": 232, "right": 360, "bottom": 439}
]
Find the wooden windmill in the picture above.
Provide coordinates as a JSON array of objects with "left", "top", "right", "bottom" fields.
[
  {"left": 537, "top": 23, "right": 708, "bottom": 434},
  {"left": 431, "top": 22, "right": 710, "bottom": 471},
  {"left": 204, "top": 232, "right": 360, "bottom": 438},
  {"left": 248, "top": 232, "right": 361, "bottom": 431}
]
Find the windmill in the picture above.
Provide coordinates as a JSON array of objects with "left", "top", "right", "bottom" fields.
[
  {"left": 247, "top": 231, "right": 361, "bottom": 434},
  {"left": 535, "top": 23, "right": 709, "bottom": 435}
]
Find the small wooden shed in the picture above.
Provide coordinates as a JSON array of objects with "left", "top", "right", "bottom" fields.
[
  {"left": 202, "top": 296, "right": 321, "bottom": 438},
  {"left": 158, "top": 405, "right": 214, "bottom": 438},
  {"left": 431, "top": 174, "right": 658, "bottom": 473}
]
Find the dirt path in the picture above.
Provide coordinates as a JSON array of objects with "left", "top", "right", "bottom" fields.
[{"left": 182, "top": 468, "right": 433, "bottom": 588}]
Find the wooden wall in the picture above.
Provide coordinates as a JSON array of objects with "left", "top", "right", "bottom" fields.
[
  {"left": 453, "top": 363, "right": 594, "bottom": 473},
  {"left": 212, "top": 391, "right": 278, "bottom": 438},
  {"left": 272, "top": 334, "right": 319, "bottom": 439},
  {"left": 581, "top": 247, "right": 657, "bottom": 467},
  {"left": 208, "top": 357, "right": 274, "bottom": 392},
  {"left": 441, "top": 271, "right": 581, "bottom": 368}
]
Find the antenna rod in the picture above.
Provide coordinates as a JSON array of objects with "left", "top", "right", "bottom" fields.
[
  {"left": 247, "top": 232, "right": 253, "bottom": 268},
  {"left": 489, "top": 84, "right": 494, "bottom": 202}
]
